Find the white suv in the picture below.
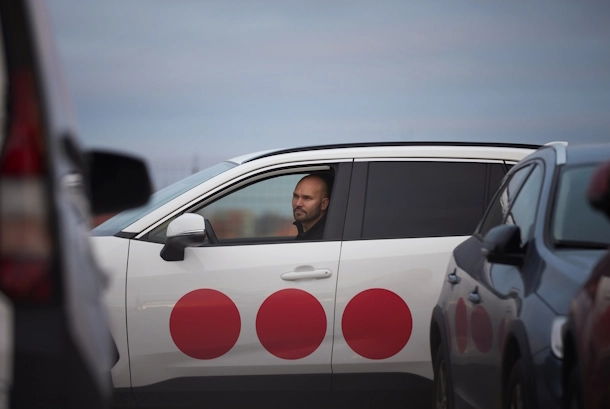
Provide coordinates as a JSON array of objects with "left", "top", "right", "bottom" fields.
[{"left": 91, "top": 142, "right": 535, "bottom": 407}]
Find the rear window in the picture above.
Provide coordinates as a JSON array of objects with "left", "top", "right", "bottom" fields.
[{"left": 361, "top": 161, "right": 489, "bottom": 239}]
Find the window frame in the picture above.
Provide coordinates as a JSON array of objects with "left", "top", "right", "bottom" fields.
[
  {"left": 476, "top": 160, "right": 546, "bottom": 243},
  {"left": 138, "top": 161, "right": 352, "bottom": 245},
  {"left": 476, "top": 163, "right": 533, "bottom": 239},
  {"left": 502, "top": 162, "right": 545, "bottom": 246}
]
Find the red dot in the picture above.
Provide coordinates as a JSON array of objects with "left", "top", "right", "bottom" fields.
[
  {"left": 471, "top": 305, "right": 492, "bottom": 353},
  {"left": 256, "top": 289, "right": 326, "bottom": 360},
  {"left": 455, "top": 298, "right": 468, "bottom": 354},
  {"left": 342, "top": 289, "right": 413, "bottom": 360},
  {"left": 170, "top": 289, "right": 240, "bottom": 360}
]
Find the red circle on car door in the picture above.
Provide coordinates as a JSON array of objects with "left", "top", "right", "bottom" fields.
[
  {"left": 256, "top": 289, "right": 327, "bottom": 360},
  {"left": 170, "top": 289, "right": 241, "bottom": 359},
  {"left": 455, "top": 298, "right": 468, "bottom": 354},
  {"left": 341, "top": 289, "right": 413, "bottom": 360},
  {"left": 471, "top": 305, "right": 492, "bottom": 353}
]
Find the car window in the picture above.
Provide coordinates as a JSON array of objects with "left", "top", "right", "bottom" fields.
[
  {"left": 361, "top": 161, "right": 487, "bottom": 239},
  {"left": 487, "top": 163, "right": 506, "bottom": 207},
  {"left": 479, "top": 164, "right": 533, "bottom": 237},
  {"left": 197, "top": 174, "right": 302, "bottom": 241},
  {"left": 552, "top": 164, "right": 610, "bottom": 247},
  {"left": 147, "top": 170, "right": 335, "bottom": 244},
  {"left": 92, "top": 161, "right": 236, "bottom": 236},
  {"left": 504, "top": 164, "right": 544, "bottom": 245}
]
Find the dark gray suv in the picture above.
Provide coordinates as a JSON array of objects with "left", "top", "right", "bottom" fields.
[{"left": 430, "top": 142, "right": 610, "bottom": 409}]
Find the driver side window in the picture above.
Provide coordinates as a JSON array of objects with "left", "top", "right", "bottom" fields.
[
  {"left": 146, "top": 169, "right": 335, "bottom": 245},
  {"left": 196, "top": 174, "right": 302, "bottom": 241}
]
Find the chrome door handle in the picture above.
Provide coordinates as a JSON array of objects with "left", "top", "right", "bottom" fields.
[
  {"left": 281, "top": 269, "right": 332, "bottom": 281},
  {"left": 468, "top": 291, "right": 481, "bottom": 304},
  {"left": 447, "top": 270, "right": 461, "bottom": 285}
]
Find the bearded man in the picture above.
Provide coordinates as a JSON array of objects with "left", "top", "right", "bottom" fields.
[{"left": 292, "top": 175, "right": 329, "bottom": 240}]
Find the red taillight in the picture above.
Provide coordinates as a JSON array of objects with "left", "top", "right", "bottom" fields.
[
  {"left": 0, "top": 71, "right": 45, "bottom": 175},
  {"left": 0, "top": 70, "right": 53, "bottom": 303},
  {"left": 0, "top": 259, "right": 51, "bottom": 302}
]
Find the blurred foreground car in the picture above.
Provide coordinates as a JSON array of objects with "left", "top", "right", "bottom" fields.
[
  {"left": 563, "top": 160, "right": 610, "bottom": 409},
  {"left": 90, "top": 142, "right": 536, "bottom": 407},
  {"left": 430, "top": 142, "right": 610, "bottom": 409},
  {"left": 0, "top": 1, "right": 151, "bottom": 408}
]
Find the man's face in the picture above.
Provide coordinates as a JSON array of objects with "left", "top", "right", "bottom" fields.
[{"left": 292, "top": 177, "right": 329, "bottom": 226}]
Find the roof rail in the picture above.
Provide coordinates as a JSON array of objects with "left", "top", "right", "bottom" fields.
[
  {"left": 544, "top": 141, "right": 568, "bottom": 165},
  {"left": 242, "top": 141, "right": 541, "bottom": 163}
]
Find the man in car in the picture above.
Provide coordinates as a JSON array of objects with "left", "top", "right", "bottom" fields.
[{"left": 292, "top": 175, "right": 329, "bottom": 240}]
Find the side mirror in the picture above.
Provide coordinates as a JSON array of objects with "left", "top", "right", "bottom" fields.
[
  {"left": 160, "top": 214, "right": 207, "bottom": 261},
  {"left": 482, "top": 224, "right": 524, "bottom": 267},
  {"left": 588, "top": 160, "right": 610, "bottom": 218},
  {"left": 86, "top": 150, "right": 152, "bottom": 215}
]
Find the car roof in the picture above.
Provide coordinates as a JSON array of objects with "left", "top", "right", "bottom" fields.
[
  {"left": 119, "top": 142, "right": 538, "bottom": 234},
  {"left": 231, "top": 141, "right": 541, "bottom": 165}
]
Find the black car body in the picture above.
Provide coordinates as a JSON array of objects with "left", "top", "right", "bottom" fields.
[{"left": 430, "top": 143, "right": 610, "bottom": 409}]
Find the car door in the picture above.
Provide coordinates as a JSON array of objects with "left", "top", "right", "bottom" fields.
[
  {"left": 450, "top": 162, "right": 543, "bottom": 409},
  {"left": 332, "top": 159, "right": 504, "bottom": 391},
  {"left": 125, "top": 162, "right": 350, "bottom": 397}
]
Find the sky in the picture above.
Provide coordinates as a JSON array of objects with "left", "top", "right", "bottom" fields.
[{"left": 46, "top": 1, "right": 610, "bottom": 188}]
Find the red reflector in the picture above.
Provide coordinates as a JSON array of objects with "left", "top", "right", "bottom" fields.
[
  {"left": 0, "top": 71, "right": 44, "bottom": 175},
  {"left": 0, "top": 259, "right": 51, "bottom": 303}
]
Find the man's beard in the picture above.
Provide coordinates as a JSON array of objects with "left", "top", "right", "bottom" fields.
[{"left": 294, "top": 206, "right": 322, "bottom": 224}]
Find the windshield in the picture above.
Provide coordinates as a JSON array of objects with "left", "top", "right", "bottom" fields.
[
  {"left": 92, "top": 161, "right": 237, "bottom": 236},
  {"left": 552, "top": 164, "right": 610, "bottom": 249}
]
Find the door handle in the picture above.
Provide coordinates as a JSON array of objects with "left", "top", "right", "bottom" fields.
[
  {"left": 468, "top": 290, "right": 481, "bottom": 304},
  {"left": 281, "top": 269, "right": 332, "bottom": 281},
  {"left": 447, "top": 269, "right": 461, "bottom": 285}
]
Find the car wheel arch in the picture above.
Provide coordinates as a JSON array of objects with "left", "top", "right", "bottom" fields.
[
  {"left": 501, "top": 320, "right": 535, "bottom": 406},
  {"left": 430, "top": 306, "right": 447, "bottom": 361}
]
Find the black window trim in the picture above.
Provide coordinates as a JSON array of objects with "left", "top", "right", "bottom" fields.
[
  {"left": 543, "top": 162, "right": 563, "bottom": 251},
  {"left": 343, "top": 161, "right": 369, "bottom": 241}
]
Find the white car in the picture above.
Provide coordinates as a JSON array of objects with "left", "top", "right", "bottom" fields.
[{"left": 91, "top": 142, "right": 535, "bottom": 407}]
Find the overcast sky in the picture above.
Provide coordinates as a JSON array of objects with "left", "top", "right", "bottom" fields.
[{"left": 47, "top": 1, "right": 610, "bottom": 187}]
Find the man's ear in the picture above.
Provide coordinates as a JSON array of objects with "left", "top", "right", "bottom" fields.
[{"left": 321, "top": 197, "right": 329, "bottom": 211}]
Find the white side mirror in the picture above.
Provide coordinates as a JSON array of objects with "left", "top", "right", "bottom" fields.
[
  {"left": 167, "top": 213, "right": 205, "bottom": 238},
  {"left": 161, "top": 213, "right": 207, "bottom": 261}
]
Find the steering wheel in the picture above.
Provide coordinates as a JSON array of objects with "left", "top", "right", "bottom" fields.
[{"left": 204, "top": 218, "right": 219, "bottom": 245}]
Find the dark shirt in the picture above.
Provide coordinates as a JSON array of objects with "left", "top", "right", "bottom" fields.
[{"left": 294, "top": 213, "right": 327, "bottom": 241}]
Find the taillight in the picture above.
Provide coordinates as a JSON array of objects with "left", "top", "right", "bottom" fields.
[{"left": 0, "top": 70, "right": 53, "bottom": 303}]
